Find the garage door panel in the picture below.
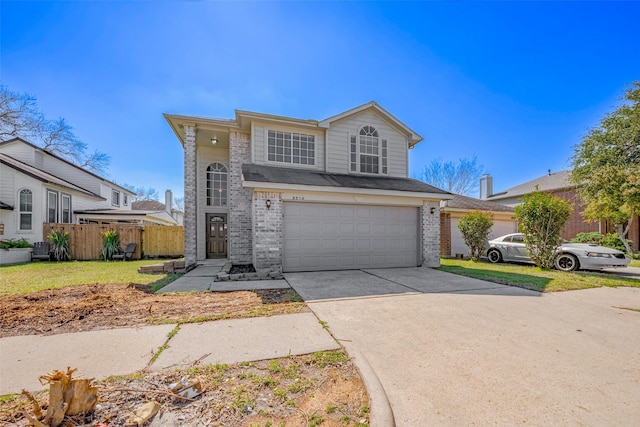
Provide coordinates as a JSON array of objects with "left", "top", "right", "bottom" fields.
[{"left": 283, "top": 202, "right": 419, "bottom": 272}]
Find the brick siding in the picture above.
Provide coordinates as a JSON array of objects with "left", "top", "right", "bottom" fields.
[
  {"left": 228, "top": 132, "right": 253, "bottom": 264},
  {"left": 183, "top": 125, "right": 197, "bottom": 267},
  {"left": 252, "top": 191, "right": 283, "bottom": 273},
  {"left": 422, "top": 202, "right": 441, "bottom": 267},
  {"left": 440, "top": 212, "right": 451, "bottom": 256}
]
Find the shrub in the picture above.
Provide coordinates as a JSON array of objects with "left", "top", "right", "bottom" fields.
[
  {"left": 101, "top": 230, "right": 120, "bottom": 261},
  {"left": 514, "top": 190, "right": 573, "bottom": 269},
  {"left": 457, "top": 210, "right": 494, "bottom": 261},
  {"left": 0, "top": 239, "right": 33, "bottom": 249},
  {"left": 47, "top": 230, "right": 70, "bottom": 261},
  {"left": 571, "top": 232, "right": 632, "bottom": 253}
]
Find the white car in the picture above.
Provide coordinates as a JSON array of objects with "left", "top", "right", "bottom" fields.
[{"left": 486, "top": 233, "right": 631, "bottom": 272}]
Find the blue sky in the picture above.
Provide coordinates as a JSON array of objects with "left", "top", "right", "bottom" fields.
[{"left": 2, "top": 1, "right": 639, "bottom": 199}]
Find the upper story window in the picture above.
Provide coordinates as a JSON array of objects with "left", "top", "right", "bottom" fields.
[
  {"left": 206, "top": 163, "right": 228, "bottom": 206},
  {"left": 19, "top": 189, "right": 32, "bottom": 230},
  {"left": 267, "top": 130, "right": 315, "bottom": 166},
  {"left": 112, "top": 190, "right": 120, "bottom": 207},
  {"left": 47, "top": 190, "right": 58, "bottom": 223},
  {"left": 350, "top": 125, "right": 388, "bottom": 175},
  {"left": 123, "top": 194, "right": 128, "bottom": 206}
]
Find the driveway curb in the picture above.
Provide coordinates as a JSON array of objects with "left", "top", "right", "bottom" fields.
[{"left": 342, "top": 341, "right": 395, "bottom": 427}]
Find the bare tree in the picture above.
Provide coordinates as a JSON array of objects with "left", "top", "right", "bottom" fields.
[
  {"left": 121, "top": 184, "right": 159, "bottom": 201},
  {"left": 418, "top": 156, "right": 484, "bottom": 196},
  {"left": 173, "top": 196, "right": 184, "bottom": 211},
  {"left": 0, "top": 86, "right": 110, "bottom": 174}
]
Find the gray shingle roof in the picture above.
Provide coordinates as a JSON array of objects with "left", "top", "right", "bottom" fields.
[
  {"left": 132, "top": 200, "right": 165, "bottom": 211},
  {"left": 242, "top": 164, "right": 450, "bottom": 195},
  {"left": 486, "top": 170, "right": 572, "bottom": 201},
  {"left": 444, "top": 194, "right": 514, "bottom": 212},
  {"left": 0, "top": 200, "right": 13, "bottom": 210},
  {"left": 0, "top": 153, "right": 103, "bottom": 199}
]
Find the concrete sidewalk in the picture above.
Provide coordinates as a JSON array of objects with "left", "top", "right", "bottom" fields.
[{"left": 0, "top": 312, "right": 338, "bottom": 395}]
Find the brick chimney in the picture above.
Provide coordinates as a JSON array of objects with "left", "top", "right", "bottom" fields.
[{"left": 480, "top": 174, "right": 493, "bottom": 199}]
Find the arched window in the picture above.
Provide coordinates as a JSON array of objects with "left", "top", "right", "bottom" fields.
[
  {"left": 350, "top": 126, "right": 388, "bottom": 174},
  {"left": 206, "top": 163, "right": 228, "bottom": 206},
  {"left": 19, "top": 189, "right": 33, "bottom": 230}
]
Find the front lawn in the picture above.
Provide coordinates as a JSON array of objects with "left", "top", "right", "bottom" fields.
[
  {"left": 439, "top": 258, "right": 640, "bottom": 292},
  {"left": 0, "top": 260, "right": 180, "bottom": 295}
]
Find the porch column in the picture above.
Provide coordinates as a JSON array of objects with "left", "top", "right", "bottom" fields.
[{"left": 183, "top": 125, "right": 197, "bottom": 268}]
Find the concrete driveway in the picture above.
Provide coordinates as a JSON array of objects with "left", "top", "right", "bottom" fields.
[{"left": 285, "top": 267, "right": 640, "bottom": 426}]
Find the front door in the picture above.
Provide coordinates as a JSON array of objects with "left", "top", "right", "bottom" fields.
[{"left": 206, "top": 214, "right": 227, "bottom": 258}]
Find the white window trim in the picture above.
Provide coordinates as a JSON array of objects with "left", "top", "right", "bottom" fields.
[
  {"left": 61, "top": 193, "right": 72, "bottom": 223},
  {"left": 349, "top": 126, "right": 388, "bottom": 176},
  {"left": 123, "top": 194, "right": 128, "bottom": 206},
  {"left": 18, "top": 188, "right": 33, "bottom": 231},
  {"left": 47, "top": 190, "right": 59, "bottom": 223},
  {"left": 112, "top": 189, "right": 120, "bottom": 207},
  {"left": 265, "top": 128, "right": 317, "bottom": 168},
  {"left": 206, "top": 162, "right": 229, "bottom": 207}
]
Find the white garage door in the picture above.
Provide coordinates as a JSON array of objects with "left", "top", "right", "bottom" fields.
[{"left": 283, "top": 202, "right": 419, "bottom": 272}]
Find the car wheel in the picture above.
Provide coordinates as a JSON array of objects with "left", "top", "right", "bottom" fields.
[
  {"left": 487, "top": 249, "right": 503, "bottom": 263},
  {"left": 555, "top": 253, "right": 579, "bottom": 272}
]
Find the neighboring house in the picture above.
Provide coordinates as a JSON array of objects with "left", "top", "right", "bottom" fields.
[
  {"left": 165, "top": 102, "right": 453, "bottom": 272},
  {"left": 440, "top": 194, "right": 516, "bottom": 258},
  {"left": 480, "top": 170, "right": 640, "bottom": 250},
  {"left": 0, "top": 137, "right": 136, "bottom": 242},
  {"left": 130, "top": 190, "right": 184, "bottom": 226}
]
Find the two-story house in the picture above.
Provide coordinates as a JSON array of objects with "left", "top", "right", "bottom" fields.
[
  {"left": 0, "top": 138, "right": 136, "bottom": 242},
  {"left": 165, "top": 102, "right": 452, "bottom": 273}
]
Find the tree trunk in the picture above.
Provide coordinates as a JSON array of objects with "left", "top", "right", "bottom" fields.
[{"left": 614, "top": 220, "right": 632, "bottom": 253}]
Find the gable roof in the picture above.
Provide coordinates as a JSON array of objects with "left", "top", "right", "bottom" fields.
[
  {"left": 0, "top": 153, "right": 104, "bottom": 199},
  {"left": 442, "top": 193, "right": 514, "bottom": 212},
  {"left": 165, "top": 102, "right": 423, "bottom": 147},
  {"left": 486, "top": 170, "right": 573, "bottom": 201},
  {"left": 0, "top": 138, "right": 134, "bottom": 195},
  {"left": 242, "top": 163, "right": 450, "bottom": 197},
  {"left": 318, "top": 101, "right": 423, "bottom": 147}
]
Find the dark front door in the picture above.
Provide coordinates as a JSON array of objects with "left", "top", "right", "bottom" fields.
[{"left": 206, "top": 214, "right": 227, "bottom": 258}]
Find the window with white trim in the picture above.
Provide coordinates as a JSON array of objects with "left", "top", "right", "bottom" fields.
[
  {"left": 112, "top": 190, "right": 120, "bottom": 206},
  {"left": 123, "top": 194, "right": 128, "bottom": 206},
  {"left": 206, "top": 163, "right": 228, "bottom": 206},
  {"left": 267, "top": 130, "right": 315, "bottom": 165},
  {"left": 61, "top": 194, "right": 71, "bottom": 223},
  {"left": 350, "top": 126, "right": 388, "bottom": 174},
  {"left": 19, "top": 189, "right": 32, "bottom": 230},
  {"left": 47, "top": 190, "right": 58, "bottom": 223}
]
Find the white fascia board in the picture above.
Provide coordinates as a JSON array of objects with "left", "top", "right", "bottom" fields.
[
  {"left": 242, "top": 180, "right": 453, "bottom": 201},
  {"left": 236, "top": 111, "right": 319, "bottom": 130},
  {"left": 163, "top": 113, "right": 240, "bottom": 146}
]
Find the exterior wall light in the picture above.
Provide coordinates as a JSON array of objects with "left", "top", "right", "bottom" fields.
[
  {"left": 266, "top": 199, "right": 272, "bottom": 209},
  {"left": 430, "top": 207, "right": 437, "bottom": 214},
  {"left": 211, "top": 137, "right": 218, "bottom": 145}
]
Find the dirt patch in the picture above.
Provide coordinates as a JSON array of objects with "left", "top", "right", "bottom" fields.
[
  {"left": 2, "top": 352, "right": 369, "bottom": 427},
  {"left": 0, "top": 283, "right": 370, "bottom": 426},
  {"left": 0, "top": 283, "right": 306, "bottom": 338}
]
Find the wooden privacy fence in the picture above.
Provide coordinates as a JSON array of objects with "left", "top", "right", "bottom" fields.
[{"left": 43, "top": 224, "right": 184, "bottom": 260}]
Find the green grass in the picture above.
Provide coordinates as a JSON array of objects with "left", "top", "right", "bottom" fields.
[
  {"left": 630, "top": 259, "right": 640, "bottom": 268},
  {"left": 439, "top": 258, "right": 640, "bottom": 292},
  {"left": 0, "top": 260, "right": 181, "bottom": 295}
]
